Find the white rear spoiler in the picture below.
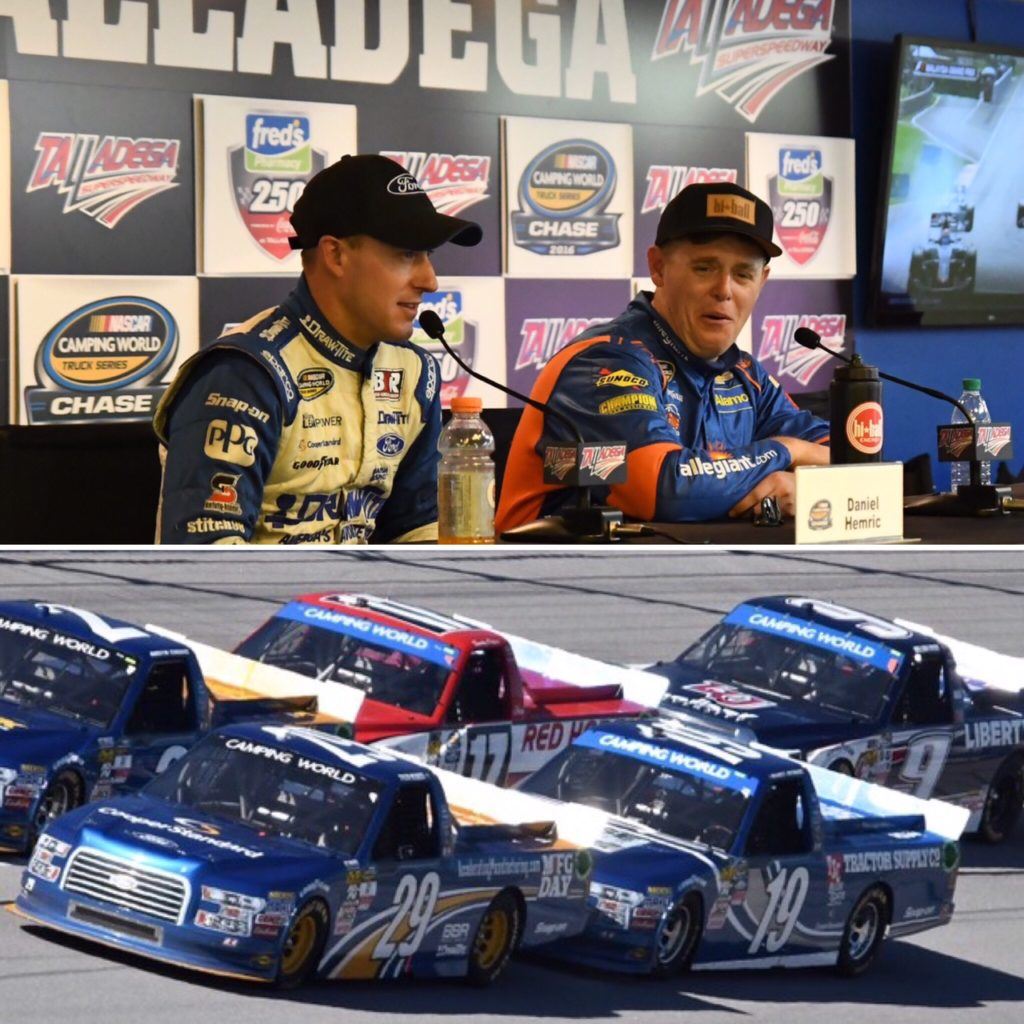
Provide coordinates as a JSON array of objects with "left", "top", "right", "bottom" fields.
[
  {"left": 807, "top": 762, "right": 970, "bottom": 842},
  {"left": 895, "top": 618, "right": 1024, "bottom": 695},
  {"left": 145, "top": 625, "right": 363, "bottom": 723}
]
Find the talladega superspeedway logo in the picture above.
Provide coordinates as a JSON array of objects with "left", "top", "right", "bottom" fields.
[
  {"left": 516, "top": 317, "right": 607, "bottom": 372},
  {"left": 642, "top": 165, "right": 738, "bottom": 215},
  {"left": 511, "top": 140, "right": 620, "bottom": 257},
  {"left": 27, "top": 133, "right": 180, "bottom": 228},
  {"left": 651, "top": 0, "right": 837, "bottom": 123},
  {"left": 757, "top": 313, "right": 845, "bottom": 388},
  {"left": 382, "top": 152, "right": 490, "bottom": 216}
]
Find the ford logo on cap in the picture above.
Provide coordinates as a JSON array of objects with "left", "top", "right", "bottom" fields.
[{"left": 387, "top": 174, "right": 423, "bottom": 196}]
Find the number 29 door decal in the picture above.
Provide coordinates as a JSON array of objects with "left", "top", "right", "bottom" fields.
[{"left": 745, "top": 133, "right": 856, "bottom": 280}]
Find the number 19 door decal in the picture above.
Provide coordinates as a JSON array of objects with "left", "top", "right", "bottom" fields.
[{"left": 748, "top": 866, "right": 810, "bottom": 955}]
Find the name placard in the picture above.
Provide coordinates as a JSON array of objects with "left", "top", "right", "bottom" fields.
[{"left": 795, "top": 463, "right": 903, "bottom": 544}]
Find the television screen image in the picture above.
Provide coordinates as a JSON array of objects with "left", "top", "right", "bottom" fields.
[{"left": 873, "top": 37, "right": 1024, "bottom": 326}]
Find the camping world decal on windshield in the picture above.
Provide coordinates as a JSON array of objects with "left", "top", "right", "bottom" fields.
[{"left": 725, "top": 603, "right": 905, "bottom": 673}]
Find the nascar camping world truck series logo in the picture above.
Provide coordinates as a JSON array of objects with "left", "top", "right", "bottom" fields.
[
  {"left": 26, "top": 133, "right": 180, "bottom": 228},
  {"left": 651, "top": 0, "right": 838, "bottom": 123},
  {"left": 231, "top": 113, "right": 326, "bottom": 260},
  {"left": 511, "top": 140, "right": 620, "bottom": 257},
  {"left": 24, "top": 298, "right": 179, "bottom": 424},
  {"left": 768, "top": 147, "right": 833, "bottom": 265}
]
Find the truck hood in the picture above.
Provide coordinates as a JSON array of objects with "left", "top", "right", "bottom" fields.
[
  {"left": 59, "top": 794, "right": 334, "bottom": 877},
  {"left": 0, "top": 704, "right": 90, "bottom": 772},
  {"left": 656, "top": 663, "right": 867, "bottom": 751}
]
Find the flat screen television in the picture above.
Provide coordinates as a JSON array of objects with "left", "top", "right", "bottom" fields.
[{"left": 871, "top": 35, "right": 1024, "bottom": 326}]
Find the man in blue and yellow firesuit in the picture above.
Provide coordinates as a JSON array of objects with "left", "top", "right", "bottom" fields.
[
  {"left": 496, "top": 181, "right": 829, "bottom": 531},
  {"left": 155, "top": 154, "right": 481, "bottom": 544}
]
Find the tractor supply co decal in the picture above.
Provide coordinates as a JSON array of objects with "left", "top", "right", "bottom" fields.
[
  {"left": 651, "top": 0, "right": 838, "bottom": 123},
  {"left": 26, "top": 132, "right": 180, "bottom": 229},
  {"left": 16, "top": 276, "right": 198, "bottom": 425}
]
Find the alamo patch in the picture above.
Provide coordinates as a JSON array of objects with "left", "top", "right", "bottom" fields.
[
  {"left": 297, "top": 367, "right": 335, "bottom": 401},
  {"left": 599, "top": 393, "right": 657, "bottom": 415}
]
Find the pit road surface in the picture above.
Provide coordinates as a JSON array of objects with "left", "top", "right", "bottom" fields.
[{"left": 1, "top": 549, "right": 1022, "bottom": 1023}]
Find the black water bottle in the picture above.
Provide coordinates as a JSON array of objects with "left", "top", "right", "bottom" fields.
[{"left": 830, "top": 356, "right": 883, "bottom": 463}]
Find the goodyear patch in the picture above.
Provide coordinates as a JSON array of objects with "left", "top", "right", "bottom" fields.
[{"left": 598, "top": 393, "right": 657, "bottom": 415}]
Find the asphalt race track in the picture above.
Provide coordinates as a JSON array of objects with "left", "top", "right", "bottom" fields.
[{"left": 1, "top": 548, "right": 1023, "bottom": 1024}]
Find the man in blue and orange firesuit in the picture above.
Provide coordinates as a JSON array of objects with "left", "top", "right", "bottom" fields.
[
  {"left": 155, "top": 154, "right": 481, "bottom": 544},
  {"left": 496, "top": 181, "right": 829, "bottom": 530}
]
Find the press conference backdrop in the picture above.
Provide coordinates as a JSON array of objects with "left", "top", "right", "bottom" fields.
[{"left": 0, "top": 0, "right": 855, "bottom": 449}]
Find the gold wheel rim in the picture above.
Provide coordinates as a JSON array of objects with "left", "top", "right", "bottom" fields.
[
  {"left": 281, "top": 913, "right": 317, "bottom": 975},
  {"left": 473, "top": 909, "right": 509, "bottom": 970}
]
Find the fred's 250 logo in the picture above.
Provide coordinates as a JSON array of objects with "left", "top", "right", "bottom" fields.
[
  {"left": 231, "top": 113, "right": 326, "bottom": 261},
  {"left": 511, "top": 140, "right": 620, "bottom": 257},
  {"left": 768, "top": 147, "right": 833, "bottom": 266},
  {"left": 25, "top": 297, "right": 178, "bottom": 424}
]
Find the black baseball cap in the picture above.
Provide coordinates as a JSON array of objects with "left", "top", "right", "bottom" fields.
[
  {"left": 288, "top": 154, "right": 482, "bottom": 251},
  {"left": 655, "top": 181, "right": 782, "bottom": 258}
]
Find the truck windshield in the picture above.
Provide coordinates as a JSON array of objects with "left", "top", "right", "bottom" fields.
[
  {"left": 0, "top": 623, "right": 136, "bottom": 728},
  {"left": 236, "top": 615, "right": 451, "bottom": 716},
  {"left": 145, "top": 733, "right": 383, "bottom": 856},
  {"left": 521, "top": 745, "right": 753, "bottom": 852},
  {"left": 676, "top": 623, "right": 897, "bottom": 721}
]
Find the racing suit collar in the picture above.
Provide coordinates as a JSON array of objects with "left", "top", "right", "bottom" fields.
[
  {"left": 282, "top": 276, "right": 370, "bottom": 371},
  {"left": 633, "top": 291, "right": 743, "bottom": 381}
]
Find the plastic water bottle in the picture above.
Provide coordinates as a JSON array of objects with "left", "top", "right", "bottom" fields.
[
  {"left": 438, "top": 396, "right": 495, "bottom": 544},
  {"left": 950, "top": 378, "right": 991, "bottom": 490}
]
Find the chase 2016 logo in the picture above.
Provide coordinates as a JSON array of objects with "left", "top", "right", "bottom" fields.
[
  {"left": 231, "top": 113, "right": 326, "bottom": 261},
  {"left": 26, "top": 297, "right": 178, "bottom": 425},
  {"left": 510, "top": 140, "right": 620, "bottom": 257}
]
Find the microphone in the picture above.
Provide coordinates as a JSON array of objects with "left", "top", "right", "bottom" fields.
[
  {"left": 793, "top": 328, "right": 974, "bottom": 422},
  {"left": 794, "top": 327, "right": 1013, "bottom": 514},
  {"left": 417, "top": 309, "right": 627, "bottom": 541},
  {"left": 418, "top": 310, "right": 585, "bottom": 446}
]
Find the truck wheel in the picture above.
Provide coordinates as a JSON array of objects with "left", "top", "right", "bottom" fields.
[
  {"left": 276, "top": 900, "right": 328, "bottom": 989},
  {"left": 827, "top": 759, "right": 854, "bottom": 776},
  {"left": 653, "top": 893, "right": 702, "bottom": 977},
  {"left": 978, "top": 759, "right": 1024, "bottom": 844},
  {"left": 836, "top": 887, "right": 888, "bottom": 977},
  {"left": 30, "top": 771, "right": 83, "bottom": 847},
  {"left": 466, "top": 891, "right": 520, "bottom": 986}
]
